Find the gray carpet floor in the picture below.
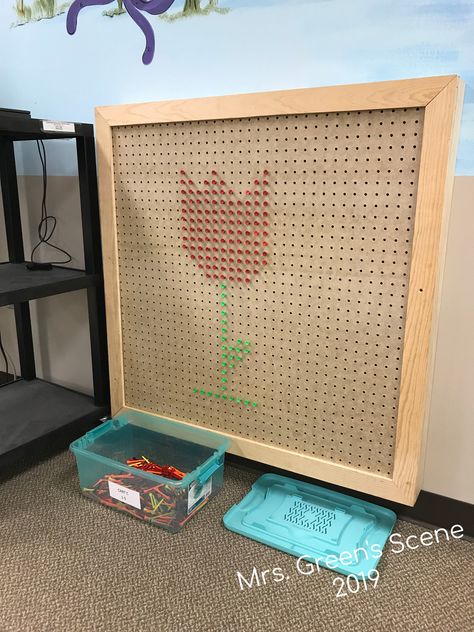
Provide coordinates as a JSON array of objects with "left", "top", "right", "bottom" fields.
[{"left": 0, "top": 451, "right": 473, "bottom": 632}]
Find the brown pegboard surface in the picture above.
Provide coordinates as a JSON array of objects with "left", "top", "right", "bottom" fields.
[{"left": 112, "top": 107, "right": 424, "bottom": 477}]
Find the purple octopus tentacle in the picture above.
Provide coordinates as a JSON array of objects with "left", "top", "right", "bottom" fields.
[
  {"left": 66, "top": 0, "right": 114, "bottom": 35},
  {"left": 123, "top": 0, "right": 156, "bottom": 65},
  {"left": 130, "top": 0, "right": 176, "bottom": 16}
]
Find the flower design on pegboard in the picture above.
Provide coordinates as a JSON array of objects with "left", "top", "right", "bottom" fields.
[
  {"left": 178, "top": 168, "right": 272, "bottom": 408},
  {"left": 179, "top": 169, "right": 270, "bottom": 283}
]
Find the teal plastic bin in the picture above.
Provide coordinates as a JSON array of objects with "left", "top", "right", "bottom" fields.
[{"left": 70, "top": 410, "right": 229, "bottom": 532}]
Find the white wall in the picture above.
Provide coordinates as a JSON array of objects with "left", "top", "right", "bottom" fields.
[{"left": 422, "top": 177, "right": 474, "bottom": 503}]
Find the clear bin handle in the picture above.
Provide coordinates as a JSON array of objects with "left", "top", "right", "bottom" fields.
[
  {"left": 83, "top": 418, "right": 117, "bottom": 442},
  {"left": 197, "top": 460, "right": 221, "bottom": 485}
]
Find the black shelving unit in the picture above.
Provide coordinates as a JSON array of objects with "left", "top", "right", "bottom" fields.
[{"left": 0, "top": 112, "right": 110, "bottom": 465}]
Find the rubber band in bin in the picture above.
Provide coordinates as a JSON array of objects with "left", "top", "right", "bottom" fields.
[{"left": 70, "top": 410, "right": 230, "bottom": 532}]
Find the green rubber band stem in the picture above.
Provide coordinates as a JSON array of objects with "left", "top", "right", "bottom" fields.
[{"left": 194, "top": 282, "right": 257, "bottom": 408}]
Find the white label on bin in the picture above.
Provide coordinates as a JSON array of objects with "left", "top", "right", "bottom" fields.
[
  {"left": 42, "top": 120, "right": 76, "bottom": 133},
  {"left": 188, "top": 478, "right": 212, "bottom": 514},
  {"left": 108, "top": 481, "right": 141, "bottom": 510}
]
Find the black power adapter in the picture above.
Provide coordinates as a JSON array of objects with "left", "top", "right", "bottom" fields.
[{"left": 25, "top": 261, "right": 53, "bottom": 271}]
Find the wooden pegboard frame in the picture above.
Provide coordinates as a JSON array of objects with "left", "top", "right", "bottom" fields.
[{"left": 96, "top": 76, "right": 463, "bottom": 505}]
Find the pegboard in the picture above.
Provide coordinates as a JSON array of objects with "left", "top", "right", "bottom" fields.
[{"left": 96, "top": 77, "right": 463, "bottom": 504}]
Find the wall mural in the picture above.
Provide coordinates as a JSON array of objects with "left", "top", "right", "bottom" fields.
[
  {"left": 14, "top": 0, "right": 70, "bottom": 22},
  {"left": 67, "top": 0, "right": 177, "bottom": 64},
  {"left": 13, "top": 0, "right": 229, "bottom": 64}
]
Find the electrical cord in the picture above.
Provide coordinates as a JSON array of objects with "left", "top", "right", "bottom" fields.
[
  {"left": 4, "top": 343, "right": 18, "bottom": 383},
  {"left": 0, "top": 329, "right": 10, "bottom": 380},
  {"left": 0, "top": 327, "right": 18, "bottom": 385},
  {"left": 29, "top": 140, "right": 73, "bottom": 265}
]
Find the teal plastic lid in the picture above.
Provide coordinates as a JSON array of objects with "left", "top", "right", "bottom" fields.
[{"left": 223, "top": 473, "right": 396, "bottom": 576}]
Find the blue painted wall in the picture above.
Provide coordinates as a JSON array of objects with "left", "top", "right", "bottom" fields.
[{"left": 1, "top": 0, "right": 473, "bottom": 175}]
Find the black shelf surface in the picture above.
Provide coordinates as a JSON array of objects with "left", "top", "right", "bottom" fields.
[
  {"left": 0, "top": 372, "right": 18, "bottom": 386},
  {"left": 0, "top": 379, "right": 108, "bottom": 460},
  {"left": 0, "top": 263, "right": 101, "bottom": 306},
  {"left": 0, "top": 114, "right": 93, "bottom": 140}
]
